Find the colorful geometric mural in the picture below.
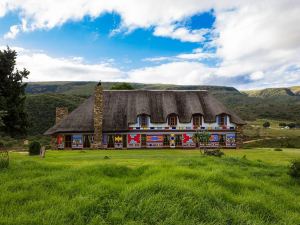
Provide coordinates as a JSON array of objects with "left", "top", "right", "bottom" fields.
[
  {"left": 226, "top": 133, "right": 236, "bottom": 147},
  {"left": 170, "top": 134, "right": 175, "bottom": 148},
  {"left": 146, "top": 135, "right": 163, "bottom": 142},
  {"left": 207, "top": 134, "right": 219, "bottom": 147},
  {"left": 127, "top": 134, "right": 141, "bottom": 148},
  {"left": 114, "top": 135, "right": 123, "bottom": 148},
  {"left": 146, "top": 135, "right": 163, "bottom": 148},
  {"left": 182, "top": 133, "right": 196, "bottom": 147},
  {"left": 72, "top": 134, "right": 83, "bottom": 149}
]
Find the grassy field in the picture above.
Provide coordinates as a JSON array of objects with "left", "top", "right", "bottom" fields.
[{"left": 1, "top": 149, "right": 300, "bottom": 225}]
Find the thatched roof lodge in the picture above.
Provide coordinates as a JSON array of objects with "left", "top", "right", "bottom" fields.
[{"left": 45, "top": 83, "right": 245, "bottom": 149}]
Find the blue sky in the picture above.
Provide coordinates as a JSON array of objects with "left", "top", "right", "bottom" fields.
[{"left": 0, "top": 1, "right": 299, "bottom": 89}]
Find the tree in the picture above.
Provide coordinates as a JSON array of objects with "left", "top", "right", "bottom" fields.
[
  {"left": 0, "top": 111, "right": 6, "bottom": 127},
  {"left": 192, "top": 131, "right": 210, "bottom": 153},
  {"left": 263, "top": 121, "right": 270, "bottom": 128},
  {"left": 0, "top": 47, "right": 30, "bottom": 137},
  {"left": 110, "top": 82, "right": 134, "bottom": 90}
]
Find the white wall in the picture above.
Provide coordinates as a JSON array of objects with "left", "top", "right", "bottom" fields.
[{"left": 129, "top": 115, "right": 236, "bottom": 130}]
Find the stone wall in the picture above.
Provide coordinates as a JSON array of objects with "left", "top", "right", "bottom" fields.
[
  {"left": 92, "top": 82, "right": 103, "bottom": 149},
  {"left": 56, "top": 107, "right": 68, "bottom": 124}
]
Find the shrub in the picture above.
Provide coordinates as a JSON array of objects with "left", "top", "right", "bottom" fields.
[
  {"left": 274, "top": 148, "right": 283, "bottom": 151},
  {"left": 28, "top": 141, "right": 41, "bottom": 156},
  {"left": 287, "top": 123, "right": 296, "bottom": 129},
  {"left": 279, "top": 122, "right": 286, "bottom": 127},
  {"left": 263, "top": 121, "right": 270, "bottom": 128},
  {"left": 204, "top": 149, "right": 224, "bottom": 157},
  {"left": 0, "top": 151, "right": 9, "bottom": 169},
  {"left": 288, "top": 160, "right": 300, "bottom": 178},
  {"left": 104, "top": 156, "right": 110, "bottom": 159}
]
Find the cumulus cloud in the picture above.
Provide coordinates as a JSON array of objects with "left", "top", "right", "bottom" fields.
[
  {"left": 0, "top": 46, "right": 125, "bottom": 82},
  {"left": 153, "top": 25, "right": 209, "bottom": 42},
  {"left": 1, "top": 45, "right": 299, "bottom": 89},
  {"left": 4, "top": 25, "right": 20, "bottom": 39},
  {"left": 1, "top": 0, "right": 300, "bottom": 89}
]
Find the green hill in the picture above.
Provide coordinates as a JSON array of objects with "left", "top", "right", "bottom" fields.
[
  {"left": 291, "top": 86, "right": 300, "bottom": 95},
  {"left": 24, "top": 82, "right": 300, "bottom": 135},
  {"left": 243, "top": 88, "right": 296, "bottom": 97},
  {"left": 26, "top": 81, "right": 240, "bottom": 96}
]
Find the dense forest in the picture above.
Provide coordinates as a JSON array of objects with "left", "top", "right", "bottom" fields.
[{"left": 24, "top": 82, "right": 300, "bottom": 136}]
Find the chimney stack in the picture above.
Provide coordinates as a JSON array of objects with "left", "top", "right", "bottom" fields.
[
  {"left": 56, "top": 107, "right": 68, "bottom": 124},
  {"left": 92, "top": 81, "right": 104, "bottom": 148}
]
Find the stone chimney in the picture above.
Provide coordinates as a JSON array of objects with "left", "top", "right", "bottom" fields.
[
  {"left": 56, "top": 107, "right": 68, "bottom": 124},
  {"left": 92, "top": 81, "right": 104, "bottom": 149}
]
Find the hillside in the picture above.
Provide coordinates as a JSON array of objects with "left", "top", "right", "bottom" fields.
[
  {"left": 26, "top": 81, "right": 240, "bottom": 96},
  {"left": 24, "top": 82, "right": 300, "bottom": 136}
]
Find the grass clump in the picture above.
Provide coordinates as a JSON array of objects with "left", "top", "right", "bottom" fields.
[
  {"left": 274, "top": 148, "right": 283, "bottom": 151},
  {"left": 28, "top": 141, "right": 41, "bottom": 155},
  {"left": 288, "top": 160, "right": 300, "bottom": 179},
  {"left": 204, "top": 149, "right": 224, "bottom": 157},
  {"left": 0, "top": 151, "right": 9, "bottom": 169}
]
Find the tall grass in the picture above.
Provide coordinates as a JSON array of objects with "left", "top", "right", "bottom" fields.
[{"left": 0, "top": 150, "right": 300, "bottom": 225}]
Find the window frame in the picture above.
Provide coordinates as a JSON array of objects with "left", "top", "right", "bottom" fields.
[
  {"left": 139, "top": 115, "right": 148, "bottom": 128},
  {"left": 168, "top": 115, "right": 178, "bottom": 126},
  {"left": 193, "top": 115, "right": 202, "bottom": 127},
  {"left": 218, "top": 114, "right": 228, "bottom": 126}
]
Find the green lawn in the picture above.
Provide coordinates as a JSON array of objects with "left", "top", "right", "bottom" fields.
[{"left": 1, "top": 149, "right": 300, "bottom": 225}]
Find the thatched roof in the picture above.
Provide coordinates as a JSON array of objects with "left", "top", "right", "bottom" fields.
[{"left": 44, "top": 90, "right": 245, "bottom": 135}]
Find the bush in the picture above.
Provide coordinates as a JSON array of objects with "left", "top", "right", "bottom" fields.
[
  {"left": 274, "top": 148, "right": 283, "bottom": 151},
  {"left": 28, "top": 141, "right": 41, "bottom": 155},
  {"left": 263, "top": 121, "right": 270, "bottom": 128},
  {"left": 288, "top": 160, "right": 300, "bottom": 178},
  {"left": 204, "top": 149, "right": 224, "bottom": 157},
  {"left": 0, "top": 151, "right": 9, "bottom": 169},
  {"left": 279, "top": 122, "right": 287, "bottom": 127}
]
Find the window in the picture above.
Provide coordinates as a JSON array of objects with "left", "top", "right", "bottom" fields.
[
  {"left": 139, "top": 115, "right": 148, "bottom": 128},
  {"left": 218, "top": 114, "right": 227, "bottom": 126},
  {"left": 168, "top": 115, "right": 177, "bottom": 126},
  {"left": 193, "top": 115, "right": 202, "bottom": 127}
]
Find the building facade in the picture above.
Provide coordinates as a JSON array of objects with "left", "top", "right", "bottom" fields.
[{"left": 45, "top": 83, "right": 246, "bottom": 149}]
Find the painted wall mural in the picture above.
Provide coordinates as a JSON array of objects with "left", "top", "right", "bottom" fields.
[
  {"left": 57, "top": 135, "right": 64, "bottom": 149},
  {"left": 226, "top": 133, "right": 236, "bottom": 147},
  {"left": 146, "top": 135, "right": 163, "bottom": 148},
  {"left": 72, "top": 134, "right": 83, "bottom": 149},
  {"left": 114, "top": 134, "right": 123, "bottom": 148},
  {"left": 170, "top": 134, "right": 176, "bottom": 148},
  {"left": 182, "top": 133, "right": 196, "bottom": 147},
  {"left": 127, "top": 134, "right": 141, "bottom": 148},
  {"left": 206, "top": 134, "right": 219, "bottom": 147}
]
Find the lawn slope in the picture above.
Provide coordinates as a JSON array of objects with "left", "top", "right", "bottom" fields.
[{"left": 1, "top": 149, "right": 300, "bottom": 225}]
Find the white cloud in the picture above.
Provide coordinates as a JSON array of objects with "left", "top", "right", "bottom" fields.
[
  {"left": 1, "top": 45, "right": 299, "bottom": 89},
  {"left": 154, "top": 25, "right": 209, "bottom": 42},
  {"left": 2, "top": 47, "right": 125, "bottom": 82},
  {"left": 1, "top": 1, "right": 300, "bottom": 89},
  {"left": 143, "top": 48, "right": 215, "bottom": 62},
  {"left": 4, "top": 25, "right": 20, "bottom": 39},
  {"left": 127, "top": 61, "right": 215, "bottom": 85}
]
